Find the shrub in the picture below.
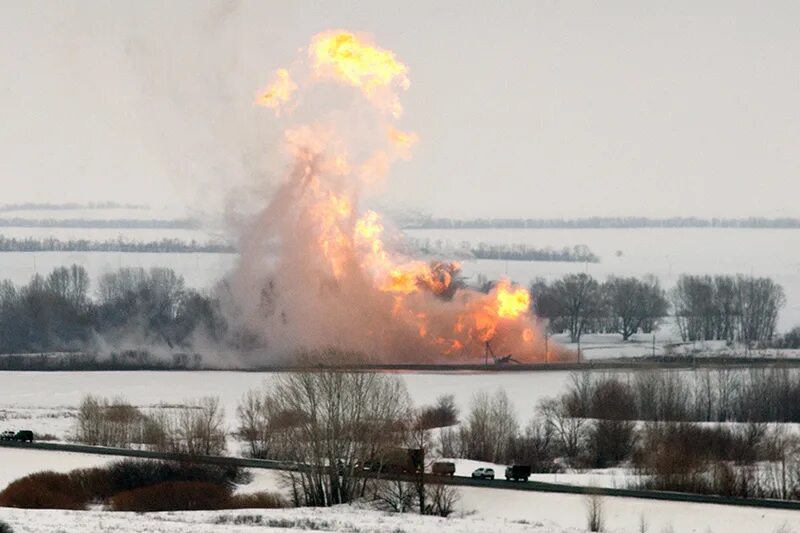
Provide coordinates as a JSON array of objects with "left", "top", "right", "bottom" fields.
[
  {"left": 587, "top": 419, "right": 637, "bottom": 468},
  {"left": 0, "top": 460, "right": 244, "bottom": 510},
  {"left": 0, "top": 520, "right": 13, "bottom": 533},
  {"left": 110, "top": 481, "right": 231, "bottom": 512},
  {"left": 225, "top": 491, "right": 287, "bottom": 509},
  {"left": 585, "top": 492, "right": 604, "bottom": 532},
  {"left": 0, "top": 472, "right": 88, "bottom": 509},
  {"left": 417, "top": 395, "right": 459, "bottom": 430},
  {"left": 104, "top": 460, "right": 241, "bottom": 494}
]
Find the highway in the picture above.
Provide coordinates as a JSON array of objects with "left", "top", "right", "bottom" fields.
[{"left": 3, "top": 440, "right": 800, "bottom": 511}]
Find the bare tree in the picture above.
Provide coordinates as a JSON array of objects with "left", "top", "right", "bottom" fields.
[
  {"left": 267, "top": 357, "right": 412, "bottom": 507},
  {"left": 459, "top": 389, "right": 518, "bottom": 463},
  {"left": 603, "top": 275, "right": 668, "bottom": 341},
  {"left": 532, "top": 274, "right": 605, "bottom": 342},
  {"left": 585, "top": 491, "right": 605, "bottom": 532},
  {"left": 539, "top": 397, "right": 585, "bottom": 461}
]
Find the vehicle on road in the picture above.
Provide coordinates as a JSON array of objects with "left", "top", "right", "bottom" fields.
[
  {"left": 505, "top": 464, "right": 532, "bottom": 481},
  {"left": 471, "top": 467, "right": 494, "bottom": 480},
  {"left": 432, "top": 461, "right": 456, "bottom": 476},
  {"left": 0, "top": 430, "right": 34, "bottom": 442}
]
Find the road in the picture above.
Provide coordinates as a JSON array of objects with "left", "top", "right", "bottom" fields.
[{"left": 2, "top": 440, "right": 800, "bottom": 511}]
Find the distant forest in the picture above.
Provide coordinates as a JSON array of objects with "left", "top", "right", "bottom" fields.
[
  {"left": 403, "top": 216, "right": 800, "bottom": 229},
  {"left": 410, "top": 238, "right": 599, "bottom": 263},
  {"left": 0, "top": 235, "right": 598, "bottom": 262},
  {"left": 0, "top": 236, "right": 233, "bottom": 254},
  {"left": 0, "top": 218, "right": 197, "bottom": 229},
  {"left": 0, "top": 201, "right": 146, "bottom": 212}
]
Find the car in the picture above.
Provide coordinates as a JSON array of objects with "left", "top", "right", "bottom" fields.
[
  {"left": 471, "top": 467, "right": 495, "bottom": 480},
  {"left": 0, "top": 431, "right": 15, "bottom": 441},
  {"left": 432, "top": 461, "right": 456, "bottom": 476}
]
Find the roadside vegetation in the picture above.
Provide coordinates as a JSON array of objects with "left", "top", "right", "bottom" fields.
[{"left": 0, "top": 459, "right": 283, "bottom": 511}]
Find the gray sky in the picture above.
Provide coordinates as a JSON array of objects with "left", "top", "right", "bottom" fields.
[{"left": 1, "top": 1, "right": 798, "bottom": 218}]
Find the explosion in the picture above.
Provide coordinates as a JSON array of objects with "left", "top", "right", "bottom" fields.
[{"left": 235, "top": 30, "right": 555, "bottom": 363}]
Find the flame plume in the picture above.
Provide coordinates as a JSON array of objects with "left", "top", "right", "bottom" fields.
[{"left": 232, "top": 31, "right": 556, "bottom": 363}]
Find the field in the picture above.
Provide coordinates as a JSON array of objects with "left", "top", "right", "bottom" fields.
[
  {"left": 1, "top": 447, "right": 799, "bottom": 532},
  {"left": 0, "top": 370, "right": 573, "bottom": 445}
]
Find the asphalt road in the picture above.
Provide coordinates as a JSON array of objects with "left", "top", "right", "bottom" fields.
[{"left": 2, "top": 440, "right": 800, "bottom": 511}]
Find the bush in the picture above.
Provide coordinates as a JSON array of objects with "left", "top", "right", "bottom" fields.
[
  {"left": 0, "top": 460, "right": 244, "bottom": 510},
  {"left": 104, "top": 460, "right": 241, "bottom": 494},
  {"left": 417, "top": 395, "right": 459, "bottom": 430},
  {"left": 0, "top": 471, "right": 89, "bottom": 509},
  {"left": 0, "top": 520, "right": 13, "bottom": 533},
  {"left": 587, "top": 419, "right": 637, "bottom": 468},
  {"left": 111, "top": 481, "right": 231, "bottom": 511},
  {"left": 225, "top": 491, "right": 287, "bottom": 509}
]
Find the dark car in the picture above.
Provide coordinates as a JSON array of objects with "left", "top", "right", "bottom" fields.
[
  {"left": 0, "top": 430, "right": 32, "bottom": 442},
  {"left": 505, "top": 464, "right": 532, "bottom": 481},
  {"left": 432, "top": 461, "right": 456, "bottom": 476}
]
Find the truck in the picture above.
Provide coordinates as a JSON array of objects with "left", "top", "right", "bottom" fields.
[
  {"left": 432, "top": 461, "right": 456, "bottom": 476},
  {"left": 363, "top": 448, "right": 424, "bottom": 474},
  {"left": 0, "top": 430, "right": 34, "bottom": 443},
  {"left": 504, "top": 464, "right": 531, "bottom": 481}
]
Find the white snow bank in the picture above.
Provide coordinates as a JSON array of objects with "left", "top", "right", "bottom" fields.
[{"left": 0, "top": 505, "right": 582, "bottom": 533}]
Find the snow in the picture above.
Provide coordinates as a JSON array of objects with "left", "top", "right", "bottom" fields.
[
  {"left": 0, "top": 448, "right": 116, "bottom": 489},
  {"left": 0, "top": 505, "right": 584, "bottom": 533},
  {"left": 1, "top": 448, "right": 798, "bottom": 532},
  {"left": 0, "top": 485, "right": 797, "bottom": 533},
  {"left": 0, "top": 370, "right": 574, "bottom": 442},
  {"left": 458, "top": 486, "right": 800, "bottom": 533}
]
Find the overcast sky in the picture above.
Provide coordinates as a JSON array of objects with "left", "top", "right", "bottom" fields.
[{"left": 1, "top": 1, "right": 798, "bottom": 218}]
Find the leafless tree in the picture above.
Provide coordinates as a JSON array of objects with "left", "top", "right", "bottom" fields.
[
  {"left": 603, "top": 275, "right": 668, "bottom": 341},
  {"left": 267, "top": 358, "right": 412, "bottom": 507},
  {"left": 585, "top": 491, "right": 605, "bottom": 531},
  {"left": 459, "top": 389, "right": 518, "bottom": 463},
  {"left": 539, "top": 397, "right": 586, "bottom": 460},
  {"left": 531, "top": 274, "right": 604, "bottom": 342}
]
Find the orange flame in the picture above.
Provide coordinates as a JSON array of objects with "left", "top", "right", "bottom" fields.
[
  {"left": 310, "top": 31, "right": 409, "bottom": 117},
  {"left": 257, "top": 68, "right": 297, "bottom": 114},
  {"left": 496, "top": 280, "right": 531, "bottom": 318},
  {"left": 243, "top": 30, "right": 552, "bottom": 363}
]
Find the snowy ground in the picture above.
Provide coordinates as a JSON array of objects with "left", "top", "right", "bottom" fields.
[
  {"left": 0, "top": 505, "right": 582, "bottom": 533},
  {"left": 2, "top": 448, "right": 799, "bottom": 533},
  {"left": 0, "top": 370, "right": 574, "bottom": 442}
]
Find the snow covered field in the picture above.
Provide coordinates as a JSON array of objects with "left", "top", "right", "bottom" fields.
[
  {"left": 0, "top": 370, "right": 573, "bottom": 443},
  {"left": 1, "top": 448, "right": 799, "bottom": 533},
  {"left": 0, "top": 505, "right": 582, "bottom": 533},
  {"left": 0, "top": 450, "right": 797, "bottom": 533}
]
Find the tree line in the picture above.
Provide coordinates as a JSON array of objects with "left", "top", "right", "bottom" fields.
[
  {"left": 0, "top": 218, "right": 196, "bottom": 229},
  {"left": 403, "top": 216, "right": 800, "bottom": 229},
  {"left": 409, "top": 238, "right": 598, "bottom": 263},
  {"left": 0, "top": 235, "right": 233, "bottom": 253},
  {"left": 0, "top": 265, "right": 228, "bottom": 354},
  {"left": 531, "top": 273, "right": 786, "bottom": 344}
]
